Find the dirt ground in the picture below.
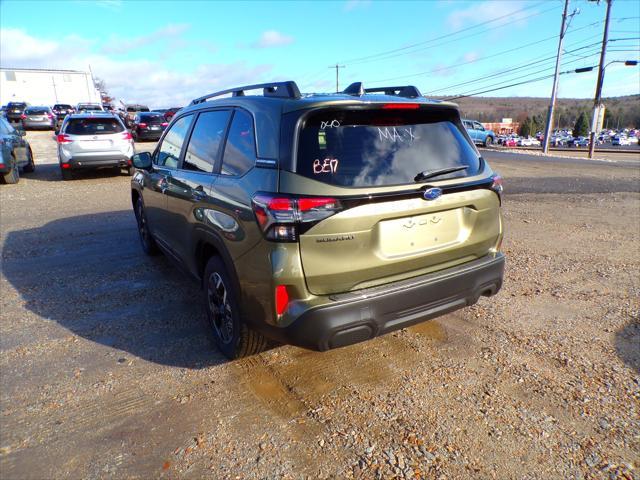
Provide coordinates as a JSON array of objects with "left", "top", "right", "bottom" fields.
[{"left": 1, "top": 131, "right": 639, "bottom": 479}]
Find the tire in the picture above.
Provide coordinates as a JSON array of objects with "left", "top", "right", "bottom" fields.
[
  {"left": 23, "top": 148, "right": 35, "bottom": 173},
  {"left": 134, "top": 197, "right": 159, "bottom": 256},
  {"left": 2, "top": 163, "right": 19, "bottom": 184},
  {"left": 203, "top": 256, "right": 267, "bottom": 359},
  {"left": 61, "top": 168, "right": 73, "bottom": 181},
  {"left": 124, "top": 165, "right": 135, "bottom": 176},
  {"left": 484, "top": 136, "right": 493, "bottom": 147}
]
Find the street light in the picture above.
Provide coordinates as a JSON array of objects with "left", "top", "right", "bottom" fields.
[{"left": 584, "top": 59, "right": 638, "bottom": 156}]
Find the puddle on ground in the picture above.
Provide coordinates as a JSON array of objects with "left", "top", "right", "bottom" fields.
[
  {"left": 233, "top": 356, "right": 307, "bottom": 419},
  {"left": 408, "top": 320, "right": 448, "bottom": 342}
]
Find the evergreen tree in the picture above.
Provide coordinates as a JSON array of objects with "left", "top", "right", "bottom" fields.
[
  {"left": 573, "top": 112, "right": 589, "bottom": 137},
  {"left": 520, "top": 117, "right": 531, "bottom": 137}
]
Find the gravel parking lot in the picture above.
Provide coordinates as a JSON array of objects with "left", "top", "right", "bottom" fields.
[{"left": 1, "top": 131, "right": 639, "bottom": 479}]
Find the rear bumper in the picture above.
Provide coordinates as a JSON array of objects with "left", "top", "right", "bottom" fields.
[
  {"left": 272, "top": 252, "right": 505, "bottom": 351},
  {"left": 23, "top": 121, "right": 54, "bottom": 129},
  {"left": 135, "top": 130, "right": 163, "bottom": 140},
  {"left": 62, "top": 155, "right": 131, "bottom": 170}
]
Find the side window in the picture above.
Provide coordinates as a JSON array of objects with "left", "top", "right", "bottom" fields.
[
  {"left": 0, "top": 119, "right": 9, "bottom": 135},
  {"left": 474, "top": 122, "right": 484, "bottom": 131},
  {"left": 156, "top": 115, "right": 193, "bottom": 169},
  {"left": 183, "top": 110, "right": 230, "bottom": 174},
  {"left": 221, "top": 110, "right": 256, "bottom": 176},
  {"left": 463, "top": 120, "right": 473, "bottom": 130}
]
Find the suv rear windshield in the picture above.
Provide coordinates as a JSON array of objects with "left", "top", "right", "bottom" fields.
[
  {"left": 25, "top": 107, "right": 49, "bottom": 114},
  {"left": 139, "top": 114, "right": 164, "bottom": 124},
  {"left": 8, "top": 103, "right": 27, "bottom": 109},
  {"left": 65, "top": 118, "right": 124, "bottom": 135},
  {"left": 296, "top": 108, "right": 481, "bottom": 187},
  {"left": 54, "top": 104, "right": 72, "bottom": 110}
]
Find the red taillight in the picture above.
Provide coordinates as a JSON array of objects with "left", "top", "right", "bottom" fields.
[
  {"left": 0, "top": 163, "right": 5, "bottom": 169},
  {"left": 20, "top": 114, "right": 26, "bottom": 119},
  {"left": 122, "top": 131, "right": 133, "bottom": 140},
  {"left": 61, "top": 163, "right": 71, "bottom": 169},
  {"left": 47, "top": 113, "right": 53, "bottom": 118},
  {"left": 252, "top": 193, "right": 342, "bottom": 242},
  {"left": 298, "top": 197, "right": 340, "bottom": 211},
  {"left": 161, "top": 122, "right": 168, "bottom": 127},
  {"left": 138, "top": 122, "right": 147, "bottom": 128},
  {"left": 57, "top": 134, "right": 72, "bottom": 144},
  {"left": 382, "top": 103, "right": 420, "bottom": 110},
  {"left": 275, "top": 285, "right": 289, "bottom": 316}
]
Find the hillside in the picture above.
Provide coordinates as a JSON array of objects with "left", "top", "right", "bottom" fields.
[{"left": 434, "top": 94, "right": 640, "bottom": 129}]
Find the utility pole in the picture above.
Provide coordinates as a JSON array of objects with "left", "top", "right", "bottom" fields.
[
  {"left": 329, "top": 64, "right": 345, "bottom": 93},
  {"left": 542, "top": 0, "right": 571, "bottom": 154},
  {"left": 588, "top": 0, "right": 612, "bottom": 159}
]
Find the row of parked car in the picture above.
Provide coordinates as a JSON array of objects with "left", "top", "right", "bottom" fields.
[
  {"left": 1, "top": 101, "right": 182, "bottom": 132},
  {"left": 0, "top": 101, "right": 185, "bottom": 183}
]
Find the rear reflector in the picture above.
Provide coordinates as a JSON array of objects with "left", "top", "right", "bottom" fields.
[
  {"left": 122, "top": 131, "right": 133, "bottom": 141},
  {"left": 275, "top": 285, "right": 289, "bottom": 316},
  {"left": 61, "top": 163, "right": 71, "bottom": 169},
  {"left": 382, "top": 103, "right": 420, "bottom": 110},
  {"left": 57, "top": 134, "right": 72, "bottom": 144}
]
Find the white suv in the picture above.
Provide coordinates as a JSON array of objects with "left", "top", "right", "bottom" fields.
[{"left": 57, "top": 113, "right": 134, "bottom": 180}]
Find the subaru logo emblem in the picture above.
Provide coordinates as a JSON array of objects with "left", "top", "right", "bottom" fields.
[{"left": 423, "top": 187, "right": 442, "bottom": 201}]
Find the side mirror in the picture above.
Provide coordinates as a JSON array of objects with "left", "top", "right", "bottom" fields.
[{"left": 132, "top": 152, "right": 152, "bottom": 170}]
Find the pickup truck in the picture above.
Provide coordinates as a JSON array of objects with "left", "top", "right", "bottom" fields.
[{"left": 462, "top": 119, "right": 495, "bottom": 147}]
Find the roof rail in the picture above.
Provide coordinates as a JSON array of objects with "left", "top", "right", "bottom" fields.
[
  {"left": 343, "top": 82, "right": 422, "bottom": 98},
  {"left": 190, "top": 81, "right": 301, "bottom": 105}
]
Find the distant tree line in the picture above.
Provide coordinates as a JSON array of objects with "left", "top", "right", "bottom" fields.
[{"left": 451, "top": 95, "right": 639, "bottom": 130}]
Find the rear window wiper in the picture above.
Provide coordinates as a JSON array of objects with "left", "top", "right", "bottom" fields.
[{"left": 414, "top": 166, "right": 468, "bottom": 182}]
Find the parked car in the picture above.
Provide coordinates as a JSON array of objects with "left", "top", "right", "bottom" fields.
[
  {"left": 462, "top": 119, "right": 495, "bottom": 147},
  {"left": 52, "top": 103, "right": 75, "bottom": 120},
  {"left": 57, "top": 113, "right": 134, "bottom": 180},
  {"left": 21, "top": 106, "right": 56, "bottom": 130},
  {"left": 76, "top": 103, "right": 104, "bottom": 113},
  {"left": 612, "top": 135, "right": 631, "bottom": 146},
  {"left": 0, "top": 117, "right": 35, "bottom": 184},
  {"left": 503, "top": 135, "right": 519, "bottom": 147},
  {"left": 5, "top": 102, "right": 28, "bottom": 124},
  {"left": 570, "top": 137, "right": 589, "bottom": 147},
  {"left": 131, "top": 112, "right": 168, "bottom": 141},
  {"left": 123, "top": 104, "right": 150, "bottom": 127},
  {"left": 162, "top": 107, "right": 182, "bottom": 122},
  {"left": 130, "top": 80, "right": 505, "bottom": 359}
]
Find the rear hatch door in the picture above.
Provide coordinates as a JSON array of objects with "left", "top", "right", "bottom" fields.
[
  {"left": 282, "top": 105, "right": 502, "bottom": 295},
  {"left": 64, "top": 117, "right": 126, "bottom": 152}
]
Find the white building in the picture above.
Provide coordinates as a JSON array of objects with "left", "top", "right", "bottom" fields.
[{"left": 0, "top": 67, "right": 102, "bottom": 106}]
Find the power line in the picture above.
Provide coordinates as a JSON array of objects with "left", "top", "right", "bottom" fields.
[
  {"left": 344, "top": 4, "right": 560, "bottom": 67},
  {"left": 425, "top": 41, "right": 602, "bottom": 95},
  {"left": 441, "top": 53, "right": 601, "bottom": 101},
  {"left": 339, "top": 2, "right": 547, "bottom": 64},
  {"left": 443, "top": 65, "right": 593, "bottom": 101},
  {"left": 367, "top": 20, "right": 604, "bottom": 86}
]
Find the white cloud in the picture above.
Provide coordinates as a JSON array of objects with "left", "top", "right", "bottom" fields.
[
  {"left": 251, "top": 30, "right": 294, "bottom": 48},
  {"left": 101, "top": 23, "right": 190, "bottom": 55},
  {"left": 0, "top": 28, "right": 274, "bottom": 107},
  {"left": 0, "top": 28, "right": 60, "bottom": 65},
  {"left": 447, "top": 1, "right": 526, "bottom": 30}
]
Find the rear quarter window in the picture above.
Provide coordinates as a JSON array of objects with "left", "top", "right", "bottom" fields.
[{"left": 295, "top": 108, "right": 480, "bottom": 187}]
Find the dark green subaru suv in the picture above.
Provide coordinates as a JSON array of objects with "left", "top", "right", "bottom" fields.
[{"left": 131, "top": 81, "right": 505, "bottom": 359}]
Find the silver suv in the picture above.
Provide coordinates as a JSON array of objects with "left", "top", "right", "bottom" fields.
[{"left": 57, "top": 113, "right": 134, "bottom": 180}]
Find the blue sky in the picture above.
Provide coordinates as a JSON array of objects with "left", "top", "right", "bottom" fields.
[{"left": 1, "top": 0, "right": 638, "bottom": 107}]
